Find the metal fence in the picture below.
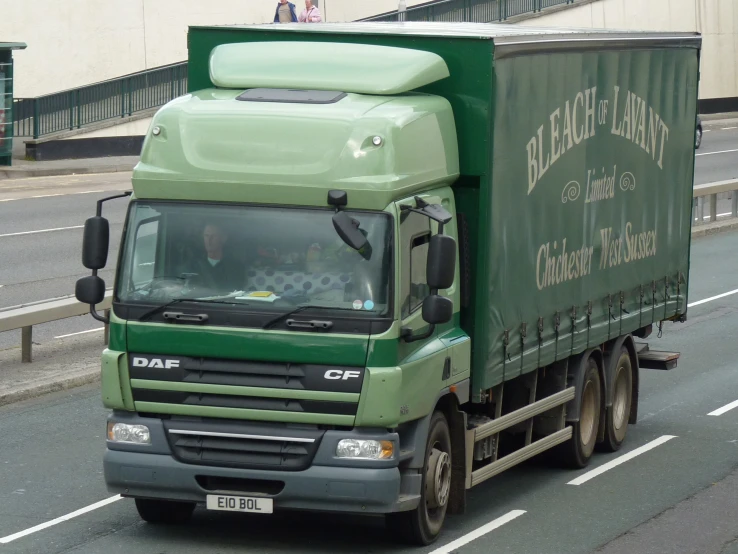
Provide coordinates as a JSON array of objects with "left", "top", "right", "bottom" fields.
[
  {"left": 13, "top": 62, "right": 187, "bottom": 139},
  {"left": 363, "top": 0, "right": 576, "bottom": 22}
]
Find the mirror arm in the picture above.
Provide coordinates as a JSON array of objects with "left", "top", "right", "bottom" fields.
[
  {"left": 89, "top": 306, "right": 110, "bottom": 324},
  {"left": 96, "top": 191, "right": 132, "bottom": 217},
  {"left": 401, "top": 324, "right": 435, "bottom": 343}
]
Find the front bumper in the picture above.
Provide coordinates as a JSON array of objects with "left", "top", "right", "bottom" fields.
[{"left": 104, "top": 412, "right": 419, "bottom": 514}]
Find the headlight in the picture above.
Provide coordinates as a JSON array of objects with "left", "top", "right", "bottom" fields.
[
  {"left": 107, "top": 422, "right": 151, "bottom": 445},
  {"left": 336, "top": 439, "right": 393, "bottom": 460}
]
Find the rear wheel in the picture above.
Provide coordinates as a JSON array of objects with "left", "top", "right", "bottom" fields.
[
  {"left": 386, "top": 411, "right": 452, "bottom": 546},
  {"left": 135, "top": 498, "right": 196, "bottom": 524},
  {"left": 556, "top": 358, "right": 602, "bottom": 468},
  {"left": 599, "top": 348, "right": 633, "bottom": 452}
]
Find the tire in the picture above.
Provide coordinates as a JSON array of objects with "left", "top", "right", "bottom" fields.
[
  {"left": 556, "top": 358, "right": 602, "bottom": 469},
  {"left": 695, "top": 128, "right": 702, "bottom": 149},
  {"left": 599, "top": 347, "right": 633, "bottom": 452},
  {"left": 386, "top": 411, "right": 452, "bottom": 546},
  {"left": 135, "top": 498, "right": 196, "bottom": 525}
]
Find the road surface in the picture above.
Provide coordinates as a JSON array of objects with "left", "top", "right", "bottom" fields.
[{"left": 0, "top": 217, "right": 738, "bottom": 553}]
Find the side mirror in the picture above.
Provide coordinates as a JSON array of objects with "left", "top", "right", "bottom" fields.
[
  {"left": 75, "top": 275, "right": 106, "bottom": 305},
  {"left": 82, "top": 216, "right": 110, "bottom": 270},
  {"left": 422, "top": 295, "right": 453, "bottom": 325},
  {"left": 332, "top": 211, "right": 372, "bottom": 259},
  {"left": 427, "top": 234, "right": 456, "bottom": 290}
]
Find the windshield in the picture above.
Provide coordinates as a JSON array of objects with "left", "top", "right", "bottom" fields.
[{"left": 116, "top": 201, "right": 393, "bottom": 323}]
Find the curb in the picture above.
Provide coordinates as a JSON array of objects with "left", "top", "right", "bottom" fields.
[
  {"left": 0, "top": 164, "right": 135, "bottom": 180},
  {"left": 0, "top": 370, "right": 100, "bottom": 407},
  {"left": 691, "top": 219, "right": 738, "bottom": 238}
]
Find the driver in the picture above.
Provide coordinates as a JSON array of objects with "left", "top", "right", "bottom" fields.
[{"left": 188, "top": 223, "right": 244, "bottom": 293}]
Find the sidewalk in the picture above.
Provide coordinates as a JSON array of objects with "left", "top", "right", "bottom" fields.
[{"left": 0, "top": 155, "right": 139, "bottom": 180}]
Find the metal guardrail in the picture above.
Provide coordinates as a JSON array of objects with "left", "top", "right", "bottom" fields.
[
  {"left": 0, "top": 179, "right": 736, "bottom": 364},
  {"left": 0, "top": 292, "right": 112, "bottom": 362},
  {"left": 13, "top": 63, "right": 187, "bottom": 139},
  {"left": 362, "top": 0, "right": 576, "bottom": 22},
  {"left": 693, "top": 179, "right": 738, "bottom": 225}
]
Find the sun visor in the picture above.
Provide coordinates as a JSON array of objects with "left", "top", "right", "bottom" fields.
[{"left": 209, "top": 41, "right": 450, "bottom": 95}]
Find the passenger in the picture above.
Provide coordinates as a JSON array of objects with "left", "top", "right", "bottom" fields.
[
  {"left": 298, "top": 0, "right": 322, "bottom": 22},
  {"left": 189, "top": 223, "right": 245, "bottom": 293},
  {"left": 274, "top": 0, "right": 298, "bottom": 23}
]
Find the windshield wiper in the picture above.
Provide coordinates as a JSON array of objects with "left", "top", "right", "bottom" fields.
[
  {"left": 262, "top": 305, "right": 355, "bottom": 330},
  {"left": 138, "top": 298, "right": 240, "bottom": 321}
]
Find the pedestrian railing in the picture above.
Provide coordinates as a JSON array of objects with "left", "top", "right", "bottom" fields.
[
  {"left": 362, "top": 0, "right": 576, "bottom": 22},
  {"left": 13, "top": 62, "right": 187, "bottom": 139},
  {"left": 11, "top": 0, "right": 579, "bottom": 140}
]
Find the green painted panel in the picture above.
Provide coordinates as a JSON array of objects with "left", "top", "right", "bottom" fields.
[
  {"left": 479, "top": 47, "right": 698, "bottom": 394},
  {"left": 130, "top": 380, "right": 359, "bottom": 403},
  {"left": 133, "top": 402, "right": 355, "bottom": 426},
  {"left": 354, "top": 366, "right": 402, "bottom": 427},
  {"left": 187, "top": 26, "right": 493, "bottom": 176},
  {"left": 210, "top": 42, "right": 449, "bottom": 94},
  {"left": 101, "top": 350, "right": 134, "bottom": 411},
  {"left": 127, "top": 321, "right": 369, "bottom": 366},
  {"left": 108, "top": 313, "right": 126, "bottom": 352}
]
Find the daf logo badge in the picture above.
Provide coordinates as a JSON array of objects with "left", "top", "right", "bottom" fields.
[{"left": 132, "top": 357, "right": 180, "bottom": 369}]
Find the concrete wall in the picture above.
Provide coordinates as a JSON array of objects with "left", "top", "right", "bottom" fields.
[
  {"left": 1, "top": 0, "right": 428, "bottom": 98},
  {"left": 519, "top": 0, "right": 738, "bottom": 101}
]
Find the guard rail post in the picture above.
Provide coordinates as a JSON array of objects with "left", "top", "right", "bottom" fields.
[{"left": 21, "top": 326, "right": 32, "bottom": 363}]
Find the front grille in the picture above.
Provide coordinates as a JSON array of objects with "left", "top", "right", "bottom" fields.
[
  {"left": 129, "top": 354, "right": 365, "bottom": 394},
  {"left": 133, "top": 390, "right": 357, "bottom": 415},
  {"left": 128, "top": 354, "right": 364, "bottom": 424},
  {"left": 164, "top": 419, "right": 324, "bottom": 471}
]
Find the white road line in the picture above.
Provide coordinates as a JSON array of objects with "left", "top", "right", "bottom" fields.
[
  {"left": 0, "top": 225, "right": 83, "bottom": 238},
  {"left": 0, "top": 190, "right": 113, "bottom": 203},
  {"left": 696, "top": 148, "right": 738, "bottom": 157},
  {"left": 688, "top": 288, "right": 738, "bottom": 308},
  {"left": 721, "top": 126, "right": 737, "bottom": 130},
  {"left": 567, "top": 435, "right": 677, "bottom": 486},
  {"left": 55, "top": 328, "right": 104, "bottom": 339},
  {"left": 428, "top": 510, "right": 527, "bottom": 554},
  {"left": 0, "top": 495, "right": 122, "bottom": 544},
  {"left": 708, "top": 399, "right": 738, "bottom": 417}
]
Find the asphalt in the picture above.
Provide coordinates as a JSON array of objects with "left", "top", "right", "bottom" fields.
[
  {"left": 0, "top": 228, "right": 737, "bottom": 554},
  {"left": 696, "top": 124, "right": 738, "bottom": 185}
]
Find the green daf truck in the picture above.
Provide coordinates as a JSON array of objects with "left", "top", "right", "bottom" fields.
[{"left": 75, "top": 22, "right": 701, "bottom": 545}]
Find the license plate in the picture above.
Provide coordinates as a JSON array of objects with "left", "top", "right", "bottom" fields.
[{"left": 206, "top": 494, "right": 273, "bottom": 514}]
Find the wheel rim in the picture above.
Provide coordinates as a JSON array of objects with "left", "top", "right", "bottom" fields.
[
  {"left": 580, "top": 380, "right": 596, "bottom": 445},
  {"left": 612, "top": 365, "right": 629, "bottom": 432},
  {"left": 425, "top": 447, "right": 451, "bottom": 510}
]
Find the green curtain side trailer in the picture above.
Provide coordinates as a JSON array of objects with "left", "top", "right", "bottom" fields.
[{"left": 76, "top": 23, "right": 701, "bottom": 546}]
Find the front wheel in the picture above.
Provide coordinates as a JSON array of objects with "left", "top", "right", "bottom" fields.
[
  {"left": 695, "top": 128, "right": 703, "bottom": 149},
  {"left": 386, "top": 411, "right": 452, "bottom": 546},
  {"left": 135, "top": 498, "right": 196, "bottom": 525}
]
